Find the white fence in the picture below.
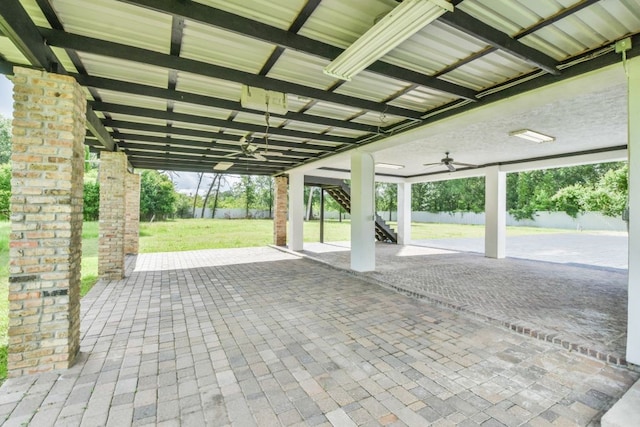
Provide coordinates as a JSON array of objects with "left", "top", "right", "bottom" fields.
[
  {"left": 193, "top": 208, "right": 272, "bottom": 219},
  {"left": 194, "top": 208, "right": 626, "bottom": 232},
  {"left": 405, "top": 211, "right": 627, "bottom": 231}
]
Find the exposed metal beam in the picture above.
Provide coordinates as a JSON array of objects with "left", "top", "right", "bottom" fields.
[
  {"left": 90, "top": 101, "right": 357, "bottom": 144},
  {"left": 101, "top": 121, "right": 339, "bottom": 152},
  {"left": 126, "top": 151, "right": 289, "bottom": 169},
  {"left": 0, "top": 0, "right": 117, "bottom": 153},
  {"left": 129, "top": 159, "right": 280, "bottom": 175},
  {"left": 115, "top": 0, "right": 478, "bottom": 101},
  {"left": 40, "top": 28, "right": 424, "bottom": 119},
  {"left": 75, "top": 74, "right": 376, "bottom": 133},
  {"left": 117, "top": 141, "right": 310, "bottom": 160},
  {"left": 122, "top": 148, "right": 298, "bottom": 166},
  {"left": 86, "top": 105, "right": 116, "bottom": 152},
  {"left": 0, "top": 0, "right": 60, "bottom": 71},
  {"left": 440, "top": 10, "right": 560, "bottom": 75}
]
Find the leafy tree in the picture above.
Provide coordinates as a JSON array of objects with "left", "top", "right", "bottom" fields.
[
  {"left": 588, "top": 164, "right": 628, "bottom": 217},
  {"left": 140, "top": 170, "right": 177, "bottom": 221},
  {"left": 552, "top": 164, "right": 628, "bottom": 218},
  {"left": 376, "top": 183, "right": 397, "bottom": 220},
  {"left": 253, "top": 176, "right": 274, "bottom": 215},
  {"left": 0, "top": 163, "right": 10, "bottom": 219},
  {"left": 0, "top": 115, "right": 11, "bottom": 164},
  {"left": 175, "top": 193, "right": 193, "bottom": 218},
  {"left": 83, "top": 181, "right": 100, "bottom": 221}
]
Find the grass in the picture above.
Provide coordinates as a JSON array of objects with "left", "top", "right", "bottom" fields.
[{"left": 0, "top": 217, "right": 571, "bottom": 384}]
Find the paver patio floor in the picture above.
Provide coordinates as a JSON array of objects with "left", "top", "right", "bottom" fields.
[
  {"left": 0, "top": 247, "right": 637, "bottom": 426},
  {"left": 302, "top": 241, "right": 629, "bottom": 364}
]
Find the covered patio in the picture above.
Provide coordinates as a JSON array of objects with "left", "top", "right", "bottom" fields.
[
  {"left": 1, "top": 0, "right": 640, "bottom": 425},
  {"left": 0, "top": 246, "right": 638, "bottom": 426}
]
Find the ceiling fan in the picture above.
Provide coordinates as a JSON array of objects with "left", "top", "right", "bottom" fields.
[
  {"left": 423, "top": 152, "right": 478, "bottom": 172},
  {"left": 223, "top": 135, "right": 284, "bottom": 162}
]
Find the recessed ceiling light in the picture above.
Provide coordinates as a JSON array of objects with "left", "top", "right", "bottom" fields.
[
  {"left": 509, "top": 129, "right": 555, "bottom": 143},
  {"left": 213, "top": 161, "right": 233, "bottom": 171},
  {"left": 376, "top": 162, "right": 404, "bottom": 170}
]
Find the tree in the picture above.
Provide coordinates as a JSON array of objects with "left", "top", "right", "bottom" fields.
[
  {"left": 192, "top": 172, "right": 204, "bottom": 217},
  {"left": 175, "top": 193, "right": 193, "bottom": 218},
  {"left": 376, "top": 183, "right": 397, "bottom": 221},
  {"left": 140, "top": 170, "right": 177, "bottom": 221},
  {"left": 0, "top": 163, "right": 10, "bottom": 219},
  {"left": 232, "top": 176, "right": 257, "bottom": 218},
  {"left": 552, "top": 164, "right": 628, "bottom": 218},
  {"left": 0, "top": 115, "right": 11, "bottom": 164}
]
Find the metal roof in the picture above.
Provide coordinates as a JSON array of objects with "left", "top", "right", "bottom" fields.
[{"left": 0, "top": 0, "right": 638, "bottom": 175}]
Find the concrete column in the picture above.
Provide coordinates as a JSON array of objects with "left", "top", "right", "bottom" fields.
[
  {"left": 98, "top": 151, "right": 127, "bottom": 280},
  {"left": 351, "top": 151, "right": 376, "bottom": 272},
  {"left": 397, "top": 182, "right": 412, "bottom": 245},
  {"left": 273, "top": 176, "right": 287, "bottom": 246},
  {"left": 124, "top": 172, "right": 140, "bottom": 255},
  {"left": 627, "top": 56, "right": 640, "bottom": 364},
  {"left": 288, "top": 172, "right": 304, "bottom": 251},
  {"left": 8, "top": 67, "right": 86, "bottom": 376},
  {"left": 484, "top": 165, "right": 506, "bottom": 259}
]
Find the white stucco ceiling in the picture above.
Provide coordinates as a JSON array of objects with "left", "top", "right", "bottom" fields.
[{"left": 295, "top": 60, "right": 631, "bottom": 181}]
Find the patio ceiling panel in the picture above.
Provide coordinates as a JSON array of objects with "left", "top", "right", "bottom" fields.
[
  {"left": 94, "top": 90, "right": 168, "bottom": 111},
  {"left": 77, "top": 52, "right": 169, "bottom": 88},
  {"left": 383, "top": 21, "right": 492, "bottom": 77},
  {"left": 194, "top": 0, "right": 305, "bottom": 31},
  {"left": 171, "top": 102, "right": 231, "bottom": 121},
  {"left": 388, "top": 86, "right": 461, "bottom": 112},
  {"left": 52, "top": 0, "right": 172, "bottom": 54},
  {"left": 265, "top": 49, "right": 343, "bottom": 91},
  {"left": 0, "top": 0, "right": 638, "bottom": 175},
  {"left": 333, "top": 70, "right": 417, "bottom": 105},
  {"left": 442, "top": 50, "right": 539, "bottom": 91},
  {"left": 180, "top": 19, "right": 275, "bottom": 75}
]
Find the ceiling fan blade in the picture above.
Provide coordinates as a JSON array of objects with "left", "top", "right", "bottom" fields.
[
  {"left": 452, "top": 162, "right": 478, "bottom": 168},
  {"left": 422, "top": 162, "right": 442, "bottom": 167},
  {"left": 223, "top": 150, "right": 243, "bottom": 158},
  {"left": 252, "top": 152, "right": 267, "bottom": 161},
  {"left": 446, "top": 163, "right": 456, "bottom": 172}
]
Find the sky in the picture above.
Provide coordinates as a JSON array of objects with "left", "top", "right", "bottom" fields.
[{"left": 0, "top": 75, "right": 12, "bottom": 118}]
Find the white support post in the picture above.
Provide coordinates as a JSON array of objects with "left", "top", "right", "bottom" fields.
[
  {"left": 627, "top": 56, "right": 640, "bottom": 364},
  {"left": 288, "top": 172, "right": 304, "bottom": 251},
  {"left": 484, "top": 165, "right": 506, "bottom": 259},
  {"left": 397, "top": 182, "right": 412, "bottom": 245},
  {"left": 351, "top": 151, "right": 376, "bottom": 272}
]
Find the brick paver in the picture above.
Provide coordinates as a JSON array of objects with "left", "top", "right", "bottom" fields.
[
  {"left": 303, "top": 241, "right": 629, "bottom": 364},
  {"left": 0, "top": 247, "right": 637, "bottom": 426}
]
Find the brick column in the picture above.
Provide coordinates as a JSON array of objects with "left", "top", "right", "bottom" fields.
[
  {"left": 98, "top": 151, "right": 127, "bottom": 280},
  {"left": 273, "top": 176, "right": 288, "bottom": 246},
  {"left": 124, "top": 172, "right": 140, "bottom": 255},
  {"left": 8, "top": 67, "right": 86, "bottom": 376}
]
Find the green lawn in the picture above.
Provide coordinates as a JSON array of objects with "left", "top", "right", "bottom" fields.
[{"left": 0, "top": 218, "right": 570, "bottom": 383}]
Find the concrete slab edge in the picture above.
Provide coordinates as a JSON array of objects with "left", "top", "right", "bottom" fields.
[{"left": 601, "top": 378, "right": 640, "bottom": 426}]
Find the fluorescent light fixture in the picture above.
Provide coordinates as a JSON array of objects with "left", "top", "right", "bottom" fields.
[
  {"left": 213, "top": 161, "right": 234, "bottom": 171},
  {"left": 509, "top": 129, "right": 555, "bottom": 143},
  {"left": 376, "top": 162, "right": 404, "bottom": 170},
  {"left": 323, "top": 0, "right": 453, "bottom": 81}
]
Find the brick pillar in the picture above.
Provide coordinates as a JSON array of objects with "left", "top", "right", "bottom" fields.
[
  {"left": 8, "top": 67, "right": 86, "bottom": 376},
  {"left": 124, "top": 172, "right": 140, "bottom": 255},
  {"left": 273, "top": 176, "right": 288, "bottom": 246},
  {"left": 98, "top": 151, "right": 127, "bottom": 280}
]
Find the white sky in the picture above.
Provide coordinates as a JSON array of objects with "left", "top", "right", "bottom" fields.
[{"left": 0, "top": 75, "right": 13, "bottom": 118}]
